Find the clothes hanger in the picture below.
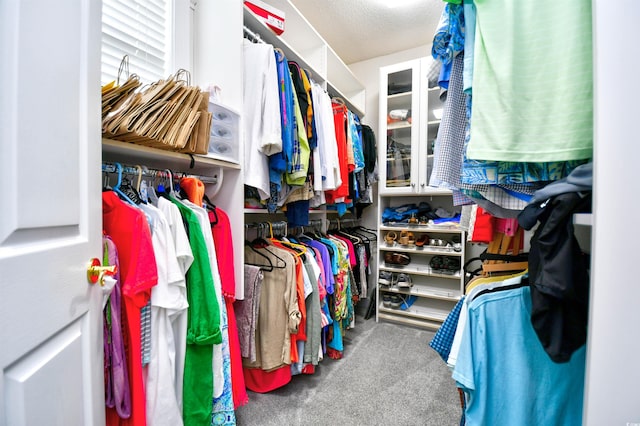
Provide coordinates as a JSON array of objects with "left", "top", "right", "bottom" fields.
[
  {"left": 274, "top": 47, "right": 285, "bottom": 61},
  {"left": 146, "top": 169, "right": 160, "bottom": 206},
  {"left": 244, "top": 239, "right": 274, "bottom": 272},
  {"left": 268, "top": 222, "right": 306, "bottom": 256},
  {"left": 119, "top": 171, "right": 144, "bottom": 204},
  {"left": 112, "top": 163, "right": 137, "bottom": 206},
  {"left": 355, "top": 226, "right": 377, "bottom": 239},
  {"left": 203, "top": 194, "right": 219, "bottom": 226},
  {"left": 250, "top": 223, "right": 287, "bottom": 268}
]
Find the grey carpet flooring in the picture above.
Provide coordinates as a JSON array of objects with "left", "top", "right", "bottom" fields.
[{"left": 235, "top": 316, "right": 462, "bottom": 426}]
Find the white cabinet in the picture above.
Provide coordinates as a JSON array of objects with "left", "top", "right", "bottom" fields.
[
  {"left": 378, "top": 58, "right": 447, "bottom": 195},
  {"left": 376, "top": 58, "right": 463, "bottom": 329}
]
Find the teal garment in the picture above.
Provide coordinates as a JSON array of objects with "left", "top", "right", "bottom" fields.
[
  {"left": 349, "top": 111, "right": 365, "bottom": 173},
  {"left": 467, "top": 0, "right": 593, "bottom": 162},
  {"left": 453, "top": 286, "right": 585, "bottom": 425},
  {"left": 170, "top": 197, "right": 222, "bottom": 426},
  {"left": 212, "top": 299, "right": 235, "bottom": 425}
]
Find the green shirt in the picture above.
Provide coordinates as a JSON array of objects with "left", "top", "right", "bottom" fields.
[
  {"left": 466, "top": 0, "right": 593, "bottom": 162},
  {"left": 170, "top": 196, "right": 221, "bottom": 426}
]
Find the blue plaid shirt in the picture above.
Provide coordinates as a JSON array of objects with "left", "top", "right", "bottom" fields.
[{"left": 430, "top": 296, "right": 465, "bottom": 362}]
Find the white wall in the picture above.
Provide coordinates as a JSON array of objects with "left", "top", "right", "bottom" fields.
[
  {"left": 583, "top": 0, "right": 640, "bottom": 423},
  {"left": 193, "top": 1, "right": 246, "bottom": 297},
  {"left": 349, "top": 44, "right": 430, "bottom": 129}
]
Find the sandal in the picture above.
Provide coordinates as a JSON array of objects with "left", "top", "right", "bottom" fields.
[
  {"left": 399, "top": 230, "right": 415, "bottom": 246},
  {"left": 385, "top": 231, "right": 397, "bottom": 245},
  {"left": 415, "top": 234, "right": 429, "bottom": 247},
  {"left": 384, "top": 252, "right": 411, "bottom": 266}
]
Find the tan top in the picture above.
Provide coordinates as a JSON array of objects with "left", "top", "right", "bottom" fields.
[{"left": 243, "top": 244, "right": 300, "bottom": 371}]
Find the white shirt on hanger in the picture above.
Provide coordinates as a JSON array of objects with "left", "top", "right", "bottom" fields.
[
  {"left": 139, "top": 202, "right": 186, "bottom": 426},
  {"left": 311, "top": 83, "right": 341, "bottom": 192},
  {"left": 243, "top": 40, "right": 283, "bottom": 200},
  {"left": 156, "top": 196, "right": 193, "bottom": 410}
]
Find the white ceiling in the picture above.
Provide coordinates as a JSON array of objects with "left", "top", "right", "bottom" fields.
[{"left": 289, "top": 0, "right": 444, "bottom": 65}]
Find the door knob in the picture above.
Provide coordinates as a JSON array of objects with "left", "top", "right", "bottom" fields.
[{"left": 87, "top": 258, "right": 117, "bottom": 285}]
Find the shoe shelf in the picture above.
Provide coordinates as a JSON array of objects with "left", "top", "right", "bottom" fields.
[
  {"left": 378, "top": 298, "right": 451, "bottom": 323},
  {"left": 379, "top": 244, "right": 463, "bottom": 256},
  {"left": 380, "top": 283, "right": 461, "bottom": 302},
  {"left": 380, "top": 224, "right": 462, "bottom": 234},
  {"left": 376, "top": 214, "right": 466, "bottom": 329},
  {"left": 377, "top": 312, "right": 444, "bottom": 331},
  {"left": 380, "top": 265, "right": 461, "bottom": 280}
]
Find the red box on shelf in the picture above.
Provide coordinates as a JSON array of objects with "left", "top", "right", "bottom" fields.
[{"left": 244, "top": 0, "right": 285, "bottom": 35}]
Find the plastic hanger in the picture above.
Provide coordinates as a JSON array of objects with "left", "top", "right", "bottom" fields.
[
  {"left": 244, "top": 240, "right": 274, "bottom": 272},
  {"left": 112, "top": 163, "right": 137, "bottom": 206},
  {"left": 249, "top": 223, "right": 287, "bottom": 268},
  {"left": 203, "top": 194, "right": 219, "bottom": 226}
]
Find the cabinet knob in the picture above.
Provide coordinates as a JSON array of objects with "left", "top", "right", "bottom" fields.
[
  {"left": 421, "top": 182, "right": 426, "bottom": 187},
  {"left": 411, "top": 182, "right": 415, "bottom": 188}
]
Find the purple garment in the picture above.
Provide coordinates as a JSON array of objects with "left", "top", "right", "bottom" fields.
[
  {"left": 305, "top": 240, "right": 335, "bottom": 295},
  {"left": 103, "top": 236, "right": 131, "bottom": 419}
]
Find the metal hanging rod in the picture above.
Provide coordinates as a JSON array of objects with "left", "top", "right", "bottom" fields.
[
  {"left": 101, "top": 162, "right": 218, "bottom": 185},
  {"left": 243, "top": 25, "right": 264, "bottom": 44}
]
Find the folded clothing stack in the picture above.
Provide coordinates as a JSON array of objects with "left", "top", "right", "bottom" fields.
[{"left": 382, "top": 202, "right": 441, "bottom": 224}]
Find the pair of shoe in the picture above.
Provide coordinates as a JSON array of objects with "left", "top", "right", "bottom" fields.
[
  {"left": 384, "top": 231, "right": 397, "bottom": 245},
  {"left": 399, "top": 230, "right": 415, "bottom": 246},
  {"left": 414, "top": 234, "right": 430, "bottom": 247},
  {"left": 396, "top": 273, "right": 412, "bottom": 288},
  {"left": 378, "top": 271, "right": 413, "bottom": 288},
  {"left": 382, "top": 294, "right": 403, "bottom": 308},
  {"left": 384, "top": 252, "right": 411, "bottom": 265},
  {"left": 382, "top": 293, "right": 417, "bottom": 310},
  {"left": 429, "top": 255, "right": 461, "bottom": 274},
  {"left": 378, "top": 270, "right": 394, "bottom": 286}
]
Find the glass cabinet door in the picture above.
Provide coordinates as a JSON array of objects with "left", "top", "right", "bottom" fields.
[
  {"left": 380, "top": 60, "right": 421, "bottom": 193},
  {"left": 425, "top": 85, "right": 444, "bottom": 187}
]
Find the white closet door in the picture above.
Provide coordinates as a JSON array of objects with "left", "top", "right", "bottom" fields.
[{"left": 0, "top": 0, "right": 104, "bottom": 425}]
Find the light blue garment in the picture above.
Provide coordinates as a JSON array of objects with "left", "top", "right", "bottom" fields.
[
  {"left": 453, "top": 286, "right": 585, "bottom": 425},
  {"left": 432, "top": 3, "right": 465, "bottom": 65},
  {"left": 462, "top": 1, "right": 476, "bottom": 94},
  {"left": 349, "top": 112, "right": 365, "bottom": 172}
]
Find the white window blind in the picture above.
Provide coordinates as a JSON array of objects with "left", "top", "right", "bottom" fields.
[{"left": 101, "top": 0, "right": 170, "bottom": 85}]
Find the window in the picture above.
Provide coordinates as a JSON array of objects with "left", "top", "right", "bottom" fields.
[{"left": 101, "top": 0, "right": 171, "bottom": 85}]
